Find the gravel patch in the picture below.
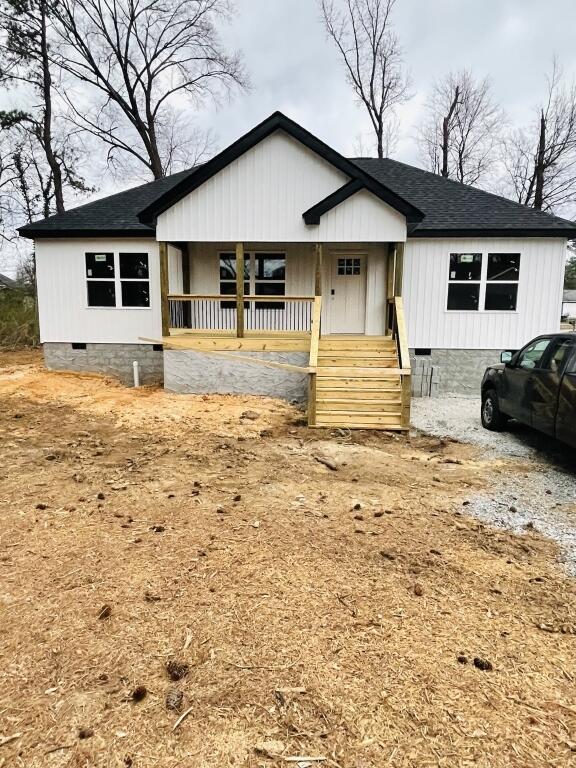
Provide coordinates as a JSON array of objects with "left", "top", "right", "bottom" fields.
[
  {"left": 412, "top": 395, "right": 576, "bottom": 574},
  {"left": 412, "top": 395, "right": 549, "bottom": 458},
  {"left": 466, "top": 467, "right": 576, "bottom": 576}
]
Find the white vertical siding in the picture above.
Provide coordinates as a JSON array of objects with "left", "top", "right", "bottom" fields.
[
  {"left": 186, "top": 242, "right": 387, "bottom": 336},
  {"left": 403, "top": 237, "right": 566, "bottom": 349},
  {"left": 167, "top": 244, "right": 183, "bottom": 293},
  {"left": 35, "top": 238, "right": 161, "bottom": 343},
  {"left": 188, "top": 242, "right": 316, "bottom": 296},
  {"left": 156, "top": 131, "right": 407, "bottom": 243},
  {"left": 365, "top": 246, "right": 387, "bottom": 335}
]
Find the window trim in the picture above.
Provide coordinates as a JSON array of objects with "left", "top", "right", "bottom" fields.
[
  {"left": 85, "top": 251, "right": 151, "bottom": 310},
  {"left": 445, "top": 252, "right": 521, "bottom": 313}
]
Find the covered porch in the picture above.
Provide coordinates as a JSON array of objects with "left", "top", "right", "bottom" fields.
[{"left": 153, "top": 240, "right": 411, "bottom": 430}]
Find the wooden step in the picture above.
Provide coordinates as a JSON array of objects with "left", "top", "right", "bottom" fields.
[
  {"left": 319, "top": 341, "right": 396, "bottom": 352},
  {"left": 318, "top": 357, "right": 398, "bottom": 368},
  {"left": 318, "top": 349, "right": 397, "bottom": 359},
  {"left": 315, "top": 388, "right": 400, "bottom": 399},
  {"left": 311, "top": 335, "right": 406, "bottom": 431},
  {"left": 315, "top": 412, "right": 403, "bottom": 427},
  {"left": 316, "top": 400, "right": 402, "bottom": 413},
  {"left": 317, "top": 366, "right": 402, "bottom": 377},
  {"left": 316, "top": 377, "right": 401, "bottom": 389}
]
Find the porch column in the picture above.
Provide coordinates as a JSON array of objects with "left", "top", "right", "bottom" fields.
[
  {"left": 236, "top": 242, "right": 245, "bottom": 338},
  {"left": 314, "top": 243, "right": 323, "bottom": 296},
  {"left": 181, "top": 242, "right": 191, "bottom": 328},
  {"left": 386, "top": 243, "right": 396, "bottom": 334},
  {"left": 394, "top": 241, "right": 405, "bottom": 296},
  {"left": 159, "top": 241, "right": 170, "bottom": 337}
]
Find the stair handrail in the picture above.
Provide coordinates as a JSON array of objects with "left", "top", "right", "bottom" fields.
[
  {"left": 394, "top": 295, "right": 411, "bottom": 429},
  {"left": 394, "top": 295, "right": 410, "bottom": 372},
  {"left": 307, "top": 295, "right": 322, "bottom": 426},
  {"left": 309, "top": 295, "right": 322, "bottom": 371}
]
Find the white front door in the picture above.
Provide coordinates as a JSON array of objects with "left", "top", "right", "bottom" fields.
[{"left": 326, "top": 254, "right": 367, "bottom": 334}]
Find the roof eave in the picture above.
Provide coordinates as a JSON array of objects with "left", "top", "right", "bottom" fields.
[
  {"left": 18, "top": 226, "right": 156, "bottom": 240},
  {"left": 409, "top": 227, "right": 576, "bottom": 239}
]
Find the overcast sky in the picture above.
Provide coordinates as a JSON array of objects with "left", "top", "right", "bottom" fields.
[
  {"left": 195, "top": 0, "right": 576, "bottom": 164},
  {"left": 3, "top": 0, "right": 576, "bottom": 275}
]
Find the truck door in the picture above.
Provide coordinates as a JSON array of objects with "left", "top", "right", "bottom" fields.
[
  {"left": 556, "top": 346, "right": 576, "bottom": 449},
  {"left": 530, "top": 338, "right": 576, "bottom": 436},
  {"left": 501, "top": 337, "right": 552, "bottom": 424}
]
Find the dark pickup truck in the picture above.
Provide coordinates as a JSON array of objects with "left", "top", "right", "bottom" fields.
[{"left": 481, "top": 333, "right": 576, "bottom": 448}]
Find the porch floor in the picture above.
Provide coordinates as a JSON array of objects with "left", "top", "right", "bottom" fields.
[
  {"left": 159, "top": 332, "right": 394, "bottom": 353},
  {"left": 160, "top": 331, "right": 310, "bottom": 352}
]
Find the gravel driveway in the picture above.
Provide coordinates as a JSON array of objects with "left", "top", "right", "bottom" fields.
[{"left": 412, "top": 396, "right": 576, "bottom": 574}]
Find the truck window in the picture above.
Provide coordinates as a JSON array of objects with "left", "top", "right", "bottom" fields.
[
  {"left": 544, "top": 339, "right": 575, "bottom": 373},
  {"left": 516, "top": 338, "right": 551, "bottom": 370},
  {"left": 566, "top": 346, "right": 576, "bottom": 374}
]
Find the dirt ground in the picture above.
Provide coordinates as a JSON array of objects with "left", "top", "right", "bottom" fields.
[{"left": 1, "top": 350, "right": 575, "bottom": 768}]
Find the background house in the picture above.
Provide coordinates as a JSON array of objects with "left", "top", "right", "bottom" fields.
[
  {"left": 562, "top": 289, "right": 576, "bottom": 319},
  {"left": 0, "top": 273, "right": 19, "bottom": 290}
]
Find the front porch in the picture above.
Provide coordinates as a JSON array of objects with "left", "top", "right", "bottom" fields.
[{"left": 154, "top": 241, "right": 411, "bottom": 430}]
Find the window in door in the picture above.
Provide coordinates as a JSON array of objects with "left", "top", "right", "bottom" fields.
[
  {"left": 516, "top": 338, "right": 552, "bottom": 371},
  {"left": 337, "top": 257, "right": 361, "bottom": 276}
]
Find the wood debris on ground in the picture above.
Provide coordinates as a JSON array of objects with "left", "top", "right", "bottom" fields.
[{"left": 0, "top": 350, "right": 575, "bottom": 767}]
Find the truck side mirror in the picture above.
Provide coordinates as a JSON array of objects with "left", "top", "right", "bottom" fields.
[{"left": 500, "top": 351, "right": 513, "bottom": 364}]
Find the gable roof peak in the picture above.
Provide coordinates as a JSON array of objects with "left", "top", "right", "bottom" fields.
[{"left": 137, "top": 111, "right": 423, "bottom": 225}]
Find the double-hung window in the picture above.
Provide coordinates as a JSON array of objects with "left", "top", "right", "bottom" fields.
[
  {"left": 447, "top": 253, "right": 482, "bottom": 310},
  {"left": 447, "top": 252, "right": 520, "bottom": 312},
  {"left": 484, "top": 253, "right": 520, "bottom": 311},
  {"left": 219, "top": 252, "right": 286, "bottom": 309},
  {"left": 86, "top": 252, "right": 150, "bottom": 308},
  {"left": 86, "top": 252, "right": 116, "bottom": 307}
]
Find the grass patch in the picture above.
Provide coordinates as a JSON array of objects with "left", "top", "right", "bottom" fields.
[{"left": 0, "top": 287, "right": 39, "bottom": 348}]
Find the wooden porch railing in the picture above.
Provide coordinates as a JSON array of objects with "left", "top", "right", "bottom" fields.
[
  {"left": 391, "top": 295, "right": 411, "bottom": 429},
  {"left": 167, "top": 294, "right": 315, "bottom": 335},
  {"left": 307, "top": 295, "right": 322, "bottom": 426}
]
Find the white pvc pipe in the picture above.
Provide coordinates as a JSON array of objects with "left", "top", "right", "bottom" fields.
[{"left": 132, "top": 360, "right": 140, "bottom": 388}]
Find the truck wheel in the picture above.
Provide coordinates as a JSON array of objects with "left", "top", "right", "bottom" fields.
[{"left": 481, "top": 389, "right": 508, "bottom": 431}]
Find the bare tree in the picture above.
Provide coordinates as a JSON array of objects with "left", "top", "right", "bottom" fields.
[
  {"left": 51, "top": 0, "right": 246, "bottom": 179},
  {"left": 418, "top": 70, "right": 503, "bottom": 186},
  {"left": 319, "top": 0, "right": 410, "bottom": 158},
  {"left": 503, "top": 62, "right": 576, "bottom": 213},
  {"left": 0, "top": 0, "right": 90, "bottom": 213}
]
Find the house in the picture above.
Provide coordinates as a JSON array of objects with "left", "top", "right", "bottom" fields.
[
  {"left": 0, "top": 273, "right": 18, "bottom": 290},
  {"left": 18, "top": 112, "right": 576, "bottom": 429},
  {"left": 562, "top": 289, "right": 576, "bottom": 318}
]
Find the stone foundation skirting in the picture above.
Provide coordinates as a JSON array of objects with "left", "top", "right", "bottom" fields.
[
  {"left": 410, "top": 349, "right": 501, "bottom": 397},
  {"left": 43, "top": 342, "right": 164, "bottom": 386},
  {"left": 163, "top": 349, "right": 309, "bottom": 403}
]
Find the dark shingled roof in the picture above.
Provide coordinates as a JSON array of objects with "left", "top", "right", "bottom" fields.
[
  {"left": 18, "top": 168, "right": 192, "bottom": 238},
  {"left": 351, "top": 158, "right": 576, "bottom": 237},
  {"left": 18, "top": 125, "right": 576, "bottom": 239}
]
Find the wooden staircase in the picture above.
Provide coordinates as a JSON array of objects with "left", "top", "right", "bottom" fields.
[{"left": 312, "top": 336, "right": 405, "bottom": 430}]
